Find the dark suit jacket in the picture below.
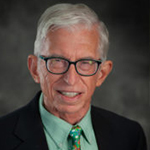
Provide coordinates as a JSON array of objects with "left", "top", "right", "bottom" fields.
[{"left": 0, "top": 91, "right": 147, "bottom": 150}]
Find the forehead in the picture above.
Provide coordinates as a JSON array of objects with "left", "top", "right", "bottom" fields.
[{"left": 41, "top": 25, "right": 100, "bottom": 59}]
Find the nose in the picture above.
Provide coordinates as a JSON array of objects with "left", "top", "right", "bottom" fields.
[{"left": 63, "top": 64, "right": 79, "bottom": 85}]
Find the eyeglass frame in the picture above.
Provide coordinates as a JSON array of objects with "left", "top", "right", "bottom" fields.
[{"left": 39, "top": 55, "right": 102, "bottom": 76}]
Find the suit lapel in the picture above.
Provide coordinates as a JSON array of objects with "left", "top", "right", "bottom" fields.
[
  {"left": 13, "top": 92, "right": 49, "bottom": 150},
  {"left": 91, "top": 106, "right": 113, "bottom": 150}
]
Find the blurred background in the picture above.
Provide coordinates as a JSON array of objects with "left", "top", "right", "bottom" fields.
[{"left": 0, "top": 0, "right": 149, "bottom": 149}]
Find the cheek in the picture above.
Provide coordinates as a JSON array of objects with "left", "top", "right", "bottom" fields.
[
  {"left": 38, "top": 70, "right": 53, "bottom": 95},
  {"left": 82, "top": 76, "right": 97, "bottom": 97},
  {"left": 39, "top": 73, "right": 49, "bottom": 95},
  {"left": 88, "top": 82, "right": 97, "bottom": 96},
  {"left": 39, "top": 71, "right": 61, "bottom": 97}
]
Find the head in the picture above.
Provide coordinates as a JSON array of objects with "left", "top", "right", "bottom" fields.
[
  {"left": 28, "top": 3, "right": 112, "bottom": 124},
  {"left": 34, "top": 3, "right": 109, "bottom": 61}
]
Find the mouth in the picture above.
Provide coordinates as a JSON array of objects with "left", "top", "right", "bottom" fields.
[{"left": 58, "top": 91, "right": 81, "bottom": 98}]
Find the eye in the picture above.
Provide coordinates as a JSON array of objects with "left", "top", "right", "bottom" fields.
[
  {"left": 51, "top": 58, "right": 62, "bottom": 63},
  {"left": 81, "top": 60, "right": 95, "bottom": 66},
  {"left": 77, "top": 60, "right": 96, "bottom": 71},
  {"left": 48, "top": 58, "right": 68, "bottom": 69},
  {"left": 82, "top": 60, "right": 94, "bottom": 65}
]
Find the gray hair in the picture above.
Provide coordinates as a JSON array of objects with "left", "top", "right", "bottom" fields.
[{"left": 34, "top": 3, "right": 109, "bottom": 61}]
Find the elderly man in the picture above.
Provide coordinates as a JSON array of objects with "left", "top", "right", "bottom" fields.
[{"left": 0, "top": 3, "right": 147, "bottom": 150}]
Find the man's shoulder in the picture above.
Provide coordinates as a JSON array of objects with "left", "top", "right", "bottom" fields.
[
  {"left": 0, "top": 92, "right": 49, "bottom": 150},
  {"left": 0, "top": 104, "right": 28, "bottom": 133},
  {"left": 0, "top": 91, "right": 41, "bottom": 132},
  {"left": 91, "top": 106, "right": 147, "bottom": 149},
  {"left": 91, "top": 105, "right": 145, "bottom": 137}
]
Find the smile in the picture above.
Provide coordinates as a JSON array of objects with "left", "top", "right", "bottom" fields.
[{"left": 59, "top": 91, "right": 81, "bottom": 97}]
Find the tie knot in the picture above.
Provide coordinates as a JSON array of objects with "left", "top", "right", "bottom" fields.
[{"left": 69, "top": 125, "right": 82, "bottom": 140}]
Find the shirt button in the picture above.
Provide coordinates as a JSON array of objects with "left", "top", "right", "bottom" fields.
[{"left": 59, "top": 143, "right": 62, "bottom": 148}]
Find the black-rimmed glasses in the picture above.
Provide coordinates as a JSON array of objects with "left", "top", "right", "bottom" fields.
[{"left": 39, "top": 55, "right": 102, "bottom": 76}]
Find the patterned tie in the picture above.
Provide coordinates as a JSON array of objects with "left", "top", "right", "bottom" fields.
[{"left": 69, "top": 125, "right": 82, "bottom": 150}]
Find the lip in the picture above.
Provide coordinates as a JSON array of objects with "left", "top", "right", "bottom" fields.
[
  {"left": 57, "top": 90, "right": 83, "bottom": 102},
  {"left": 60, "top": 91, "right": 80, "bottom": 97}
]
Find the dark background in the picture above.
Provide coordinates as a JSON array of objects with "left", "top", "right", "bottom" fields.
[{"left": 0, "top": 0, "right": 149, "bottom": 149}]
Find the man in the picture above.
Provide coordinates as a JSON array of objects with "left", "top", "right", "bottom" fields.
[{"left": 0, "top": 3, "right": 147, "bottom": 150}]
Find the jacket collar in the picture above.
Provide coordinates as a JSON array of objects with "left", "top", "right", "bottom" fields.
[
  {"left": 91, "top": 106, "right": 113, "bottom": 150},
  {"left": 13, "top": 91, "right": 48, "bottom": 150}
]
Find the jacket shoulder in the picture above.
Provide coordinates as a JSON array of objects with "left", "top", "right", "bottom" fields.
[
  {"left": 91, "top": 106, "right": 147, "bottom": 150},
  {"left": 0, "top": 105, "right": 28, "bottom": 135},
  {"left": 91, "top": 105, "right": 142, "bottom": 129},
  {"left": 0, "top": 92, "right": 42, "bottom": 149},
  {"left": 0, "top": 91, "right": 41, "bottom": 131}
]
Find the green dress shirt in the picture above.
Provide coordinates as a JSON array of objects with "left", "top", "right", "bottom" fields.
[{"left": 39, "top": 93, "right": 98, "bottom": 150}]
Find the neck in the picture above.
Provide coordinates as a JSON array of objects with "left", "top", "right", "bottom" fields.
[
  {"left": 43, "top": 102, "right": 89, "bottom": 125},
  {"left": 42, "top": 95, "right": 90, "bottom": 125},
  {"left": 58, "top": 111, "right": 86, "bottom": 125},
  {"left": 49, "top": 107, "right": 89, "bottom": 125}
]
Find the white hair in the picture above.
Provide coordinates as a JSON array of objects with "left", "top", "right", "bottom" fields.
[{"left": 34, "top": 3, "right": 109, "bottom": 61}]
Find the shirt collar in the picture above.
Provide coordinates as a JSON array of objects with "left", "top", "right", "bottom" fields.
[
  {"left": 39, "top": 93, "right": 93, "bottom": 147},
  {"left": 77, "top": 106, "right": 93, "bottom": 144}
]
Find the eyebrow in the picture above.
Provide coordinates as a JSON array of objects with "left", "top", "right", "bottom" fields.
[
  {"left": 49, "top": 54, "right": 66, "bottom": 58},
  {"left": 49, "top": 54, "right": 96, "bottom": 60}
]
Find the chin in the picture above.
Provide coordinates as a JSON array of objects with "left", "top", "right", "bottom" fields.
[{"left": 57, "top": 104, "right": 86, "bottom": 115}]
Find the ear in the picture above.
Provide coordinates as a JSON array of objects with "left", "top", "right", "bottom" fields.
[
  {"left": 27, "top": 55, "right": 40, "bottom": 83},
  {"left": 96, "top": 60, "right": 113, "bottom": 87}
]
